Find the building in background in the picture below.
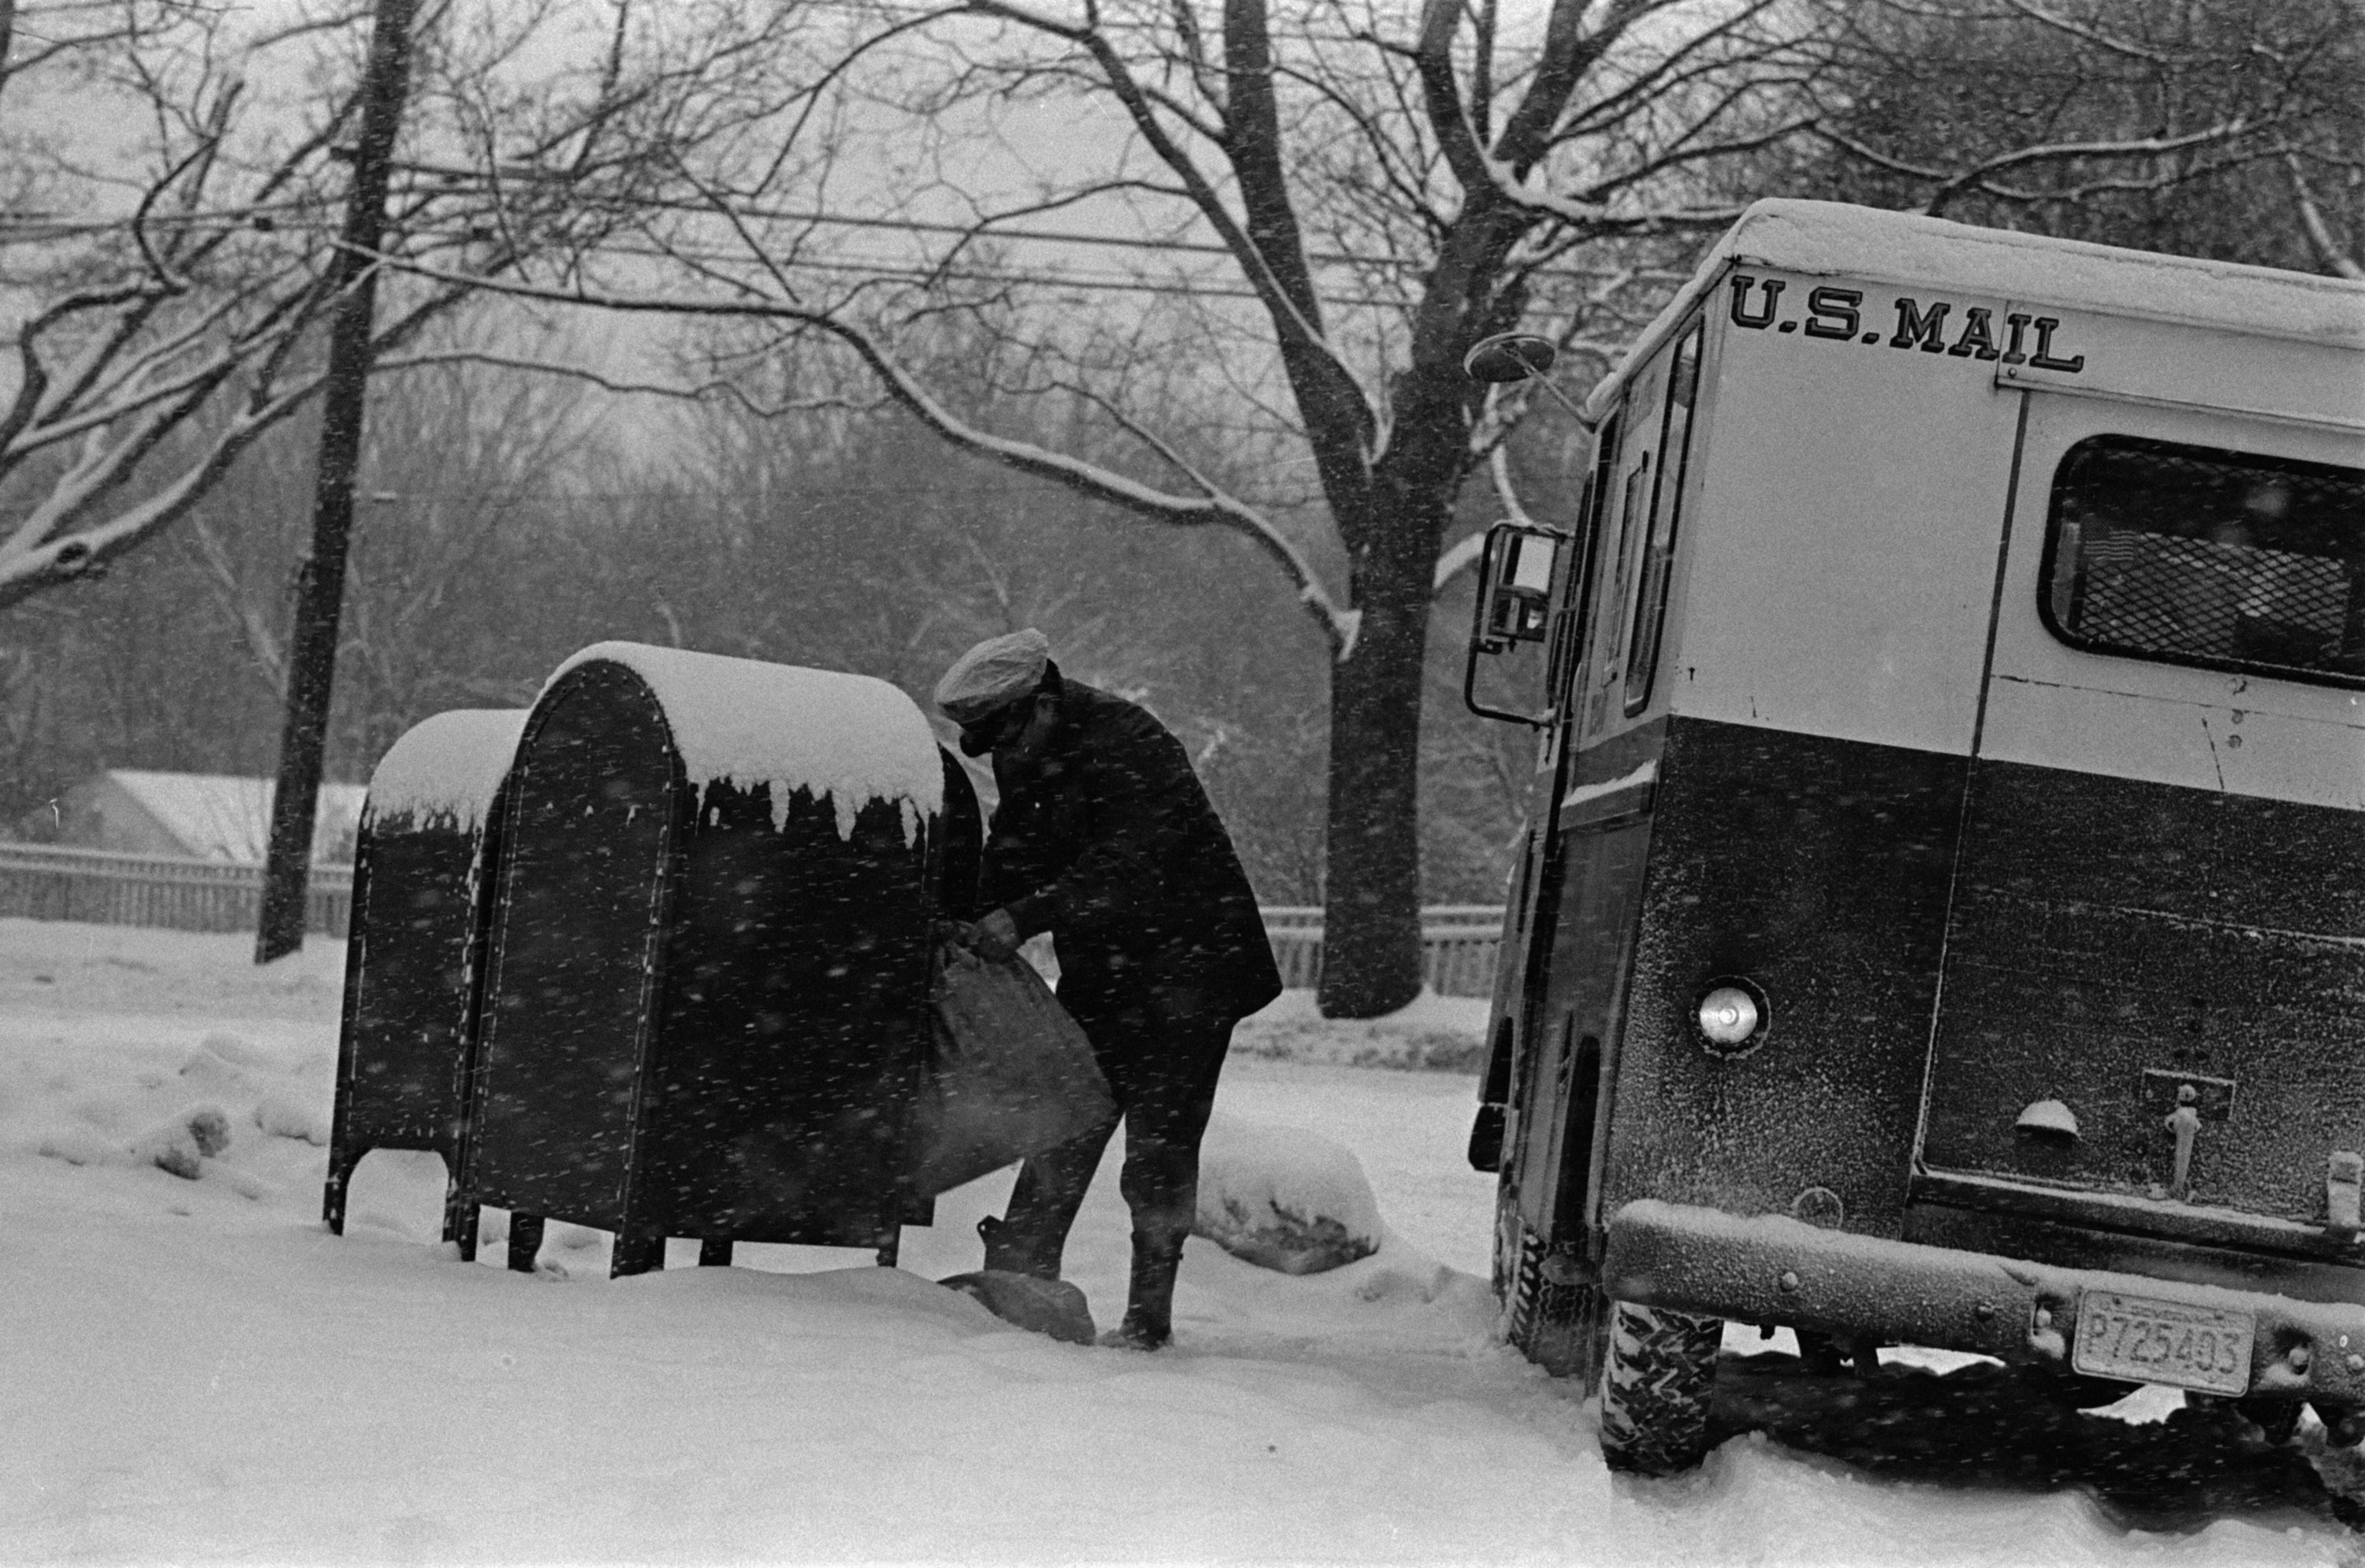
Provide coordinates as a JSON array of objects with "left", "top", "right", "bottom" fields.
[{"left": 25, "top": 772, "right": 367, "bottom": 864}]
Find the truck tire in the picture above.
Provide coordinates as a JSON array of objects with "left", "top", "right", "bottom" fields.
[
  {"left": 1495, "top": 1188, "right": 1609, "bottom": 1383},
  {"left": 2018, "top": 1363, "right": 2131, "bottom": 1410},
  {"left": 2237, "top": 1396, "right": 2303, "bottom": 1444},
  {"left": 1597, "top": 1301, "right": 1723, "bottom": 1476}
]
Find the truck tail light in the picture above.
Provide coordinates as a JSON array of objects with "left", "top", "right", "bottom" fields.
[{"left": 1694, "top": 978, "right": 1770, "bottom": 1056}]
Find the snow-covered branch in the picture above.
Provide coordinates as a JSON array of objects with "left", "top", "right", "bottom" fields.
[
  {"left": 1919, "top": 120, "right": 2254, "bottom": 215},
  {"left": 2284, "top": 151, "right": 2365, "bottom": 281},
  {"left": 1432, "top": 531, "right": 1488, "bottom": 597},
  {"left": 1488, "top": 442, "right": 1538, "bottom": 531},
  {"left": 1475, "top": 172, "right": 1751, "bottom": 234},
  {"left": 0, "top": 281, "right": 475, "bottom": 614},
  {"left": 374, "top": 349, "right": 892, "bottom": 417},
  {"left": 1998, "top": 0, "right": 2180, "bottom": 65},
  {"left": 1432, "top": 437, "right": 1544, "bottom": 597},
  {"left": 1814, "top": 119, "right": 2266, "bottom": 217},
  {"left": 0, "top": 0, "right": 830, "bottom": 618}
]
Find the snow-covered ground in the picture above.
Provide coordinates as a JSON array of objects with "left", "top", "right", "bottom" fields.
[{"left": 2, "top": 918, "right": 2359, "bottom": 1564}]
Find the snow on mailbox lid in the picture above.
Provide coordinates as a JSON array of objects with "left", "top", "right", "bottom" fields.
[
  {"left": 544, "top": 642, "right": 944, "bottom": 844},
  {"left": 362, "top": 709, "right": 527, "bottom": 833}
]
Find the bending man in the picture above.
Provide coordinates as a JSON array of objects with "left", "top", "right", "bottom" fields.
[{"left": 937, "top": 629, "right": 1282, "bottom": 1350}]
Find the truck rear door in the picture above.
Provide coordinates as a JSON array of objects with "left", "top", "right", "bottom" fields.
[{"left": 1917, "top": 327, "right": 2365, "bottom": 1257}]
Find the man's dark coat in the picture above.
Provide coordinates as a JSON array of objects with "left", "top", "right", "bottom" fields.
[{"left": 981, "top": 679, "right": 1281, "bottom": 1026}]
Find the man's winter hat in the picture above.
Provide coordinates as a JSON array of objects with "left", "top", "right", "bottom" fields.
[{"left": 935, "top": 628, "right": 1052, "bottom": 725}]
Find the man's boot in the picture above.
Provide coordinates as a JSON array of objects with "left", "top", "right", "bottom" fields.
[
  {"left": 977, "top": 1215, "right": 1060, "bottom": 1279},
  {"left": 978, "top": 1131, "right": 1106, "bottom": 1280},
  {"left": 1101, "top": 1231, "right": 1186, "bottom": 1350}
]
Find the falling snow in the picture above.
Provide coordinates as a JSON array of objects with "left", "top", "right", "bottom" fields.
[{"left": 2, "top": 919, "right": 2358, "bottom": 1562}]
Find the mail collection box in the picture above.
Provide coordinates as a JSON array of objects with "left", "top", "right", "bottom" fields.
[
  {"left": 325, "top": 708, "right": 526, "bottom": 1243},
  {"left": 459, "top": 643, "right": 954, "bottom": 1276}
]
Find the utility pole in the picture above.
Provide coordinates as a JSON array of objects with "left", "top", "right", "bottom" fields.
[{"left": 255, "top": 0, "right": 419, "bottom": 963}]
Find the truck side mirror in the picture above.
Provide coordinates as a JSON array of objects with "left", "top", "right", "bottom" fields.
[
  {"left": 1466, "top": 521, "right": 1570, "bottom": 727},
  {"left": 1478, "top": 527, "right": 1559, "bottom": 650}
]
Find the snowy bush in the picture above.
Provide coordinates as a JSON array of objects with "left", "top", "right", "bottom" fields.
[
  {"left": 126, "top": 1104, "right": 233, "bottom": 1180},
  {"left": 252, "top": 1091, "right": 329, "bottom": 1145},
  {"left": 1193, "top": 1113, "right": 1381, "bottom": 1275},
  {"left": 175, "top": 1041, "right": 254, "bottom": 1098}
]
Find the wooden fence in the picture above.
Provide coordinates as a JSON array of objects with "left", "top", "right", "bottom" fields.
[
  {"left": 0, "top": 845, "right": 1504, "bottom": 996},
  {"left": 1260, "top": 905, "right": 1506, "bottom": 998},
  {"left": 0, "top": 844, "right": 352, "bottom": 937}
]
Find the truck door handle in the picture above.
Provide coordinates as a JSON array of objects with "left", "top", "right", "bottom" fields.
[
  {"left": 2163, "top": 1086, "right": 2201, "bottom": 1201},
  {"left": 2327, "top": 1151, "right": 2363, "bottom": 1240}
]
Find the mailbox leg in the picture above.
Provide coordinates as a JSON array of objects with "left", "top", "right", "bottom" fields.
[
  {"left": 612, "top": 1223, "right": 666, "bottom": 1278},
  {"left": 322, "top": 1143, "right": 365, "bottom": 1235},
  {"left": 444, "top": 1190, "right": 482, "bottom": 1262},
  {"left": 698, "top": 1237, "right": 733, "bottom": 1268},
  {"left": 508, "top": 1212, "right": 545, "bottom": 1273}
]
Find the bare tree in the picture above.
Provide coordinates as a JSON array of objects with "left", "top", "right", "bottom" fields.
[
  {"left": 24, "top": 0, "right": 2341, "bottom": 1004},
  {"left": 0, "top": 0, "right": 814, "bottom": 612},
  {"left": 1804, "top": 0, "right": 2363, "bottom": 273},
  {"left": 4, "top": 0, "right": 838, "bottom": 961},
  {"left": 381, "top": 0, "right": 1813, "bottom": 1015},
  {"left": 2, "top": 4, "right": 456, "bottom": 610}
]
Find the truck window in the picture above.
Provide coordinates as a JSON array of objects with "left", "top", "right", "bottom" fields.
[
  {"left": 1547, "top": 411, "right": 1622, "bottom": 708},
  {"left": 1594, "top": 453, "right": 1650, "bottom": 690},
  {"left": 1622, "top": 319, "right": 1705, "bottom": 715},
  {"left": 2041, "top": 435, "right": 2365, "bottom": 687}
]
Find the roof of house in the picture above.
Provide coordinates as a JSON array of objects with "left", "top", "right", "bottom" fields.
[{"left": 103, "top": 771, "right": 368, "bottom": 862}]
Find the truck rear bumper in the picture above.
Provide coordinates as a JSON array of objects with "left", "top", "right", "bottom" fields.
[{"left": 1603, "top": 1198, "right": 2365, "bottom": 1406}]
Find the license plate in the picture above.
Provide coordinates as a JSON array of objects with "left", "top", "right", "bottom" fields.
[{"left": 2071, "top": 1291, "right": 2254, "bottom": 1395}]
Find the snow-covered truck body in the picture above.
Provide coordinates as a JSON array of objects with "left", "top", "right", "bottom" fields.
[{"left": 1462, "top": 199, "right": 2365, "bottom": 1473}]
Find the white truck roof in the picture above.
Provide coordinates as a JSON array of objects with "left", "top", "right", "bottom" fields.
[{"left": 1583, "top": 199, "right": 2365, "bottom": 423}]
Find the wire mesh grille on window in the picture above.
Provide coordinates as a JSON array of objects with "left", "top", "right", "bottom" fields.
[
  {"left": 2076, "top": 534, "right": 2348, "bottom": 662},
  {"left": 2051, "top": 438, "right": 2365, "bottom": 682}
]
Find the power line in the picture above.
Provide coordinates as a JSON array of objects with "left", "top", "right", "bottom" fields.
[
  {"left": 389, "top": 162, "right": 1399, "bottom": 267},
  {"left": 3, "top": 170, "right": 1674, "bottom": 293},
  {"left": 780, "top": 0, "right": 1384, "bottom": 47},
  {"left": 0, "top": 208, "right": 1639, "bottom": 310},
  {"left": 0, "top": 216, "right": 1646, "bottom": 315},
  {"left": 381, "top": 162, "right": 1663, "bottom": 280},
  {"left": 590, "top": 236, "right": 1422, "bottom": 307},
  {"left": 349, "top": 479, "right": 1315, "bottom": 504},
  {"left": 594, "top": 238, "right": 1660, "bottom": 314}
]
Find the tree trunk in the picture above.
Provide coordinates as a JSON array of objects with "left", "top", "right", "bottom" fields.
[
  {"left": 1315, "top": 467, "right": 1456, "bottom": 1017},
  {"left": 1316, "top": 595, "right": 1432, "bottom": 1017},
  {"left": 254, "top": 0, "right": 418, "bottom": 963}
]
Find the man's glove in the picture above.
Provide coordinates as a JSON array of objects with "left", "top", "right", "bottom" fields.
[{"left": 969, "top": 907, "right": 1022, "bottom": 963}]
